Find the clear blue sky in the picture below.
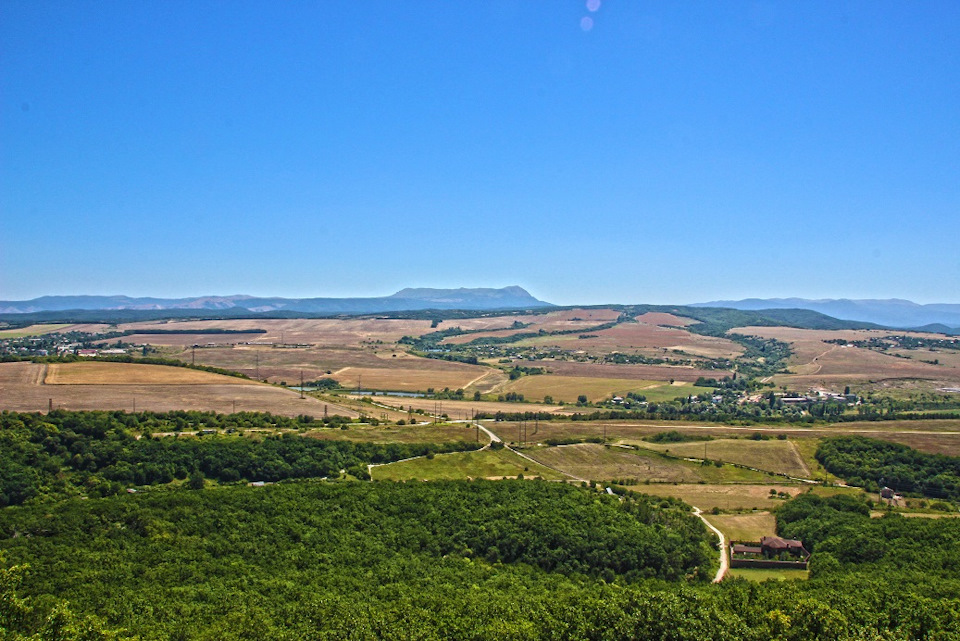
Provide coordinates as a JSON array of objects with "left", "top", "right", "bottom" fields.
[{"left": 2, "top": 1, "right": 958, "bottom": 305}]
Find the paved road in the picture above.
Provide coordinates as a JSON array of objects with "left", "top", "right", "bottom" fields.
[{"left": 692, "top": 507, "right": 728, "bottom": 583}]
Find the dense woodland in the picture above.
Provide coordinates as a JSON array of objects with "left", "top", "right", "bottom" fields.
[
  {"left": 2, "top": 481, "right": 960, "bottom": 640},
  {"left": 816, "top": 436, "right": 960, "bottom": 501},
  {"left": 0, "top": 411, "right": 478, "bottom": 506}
]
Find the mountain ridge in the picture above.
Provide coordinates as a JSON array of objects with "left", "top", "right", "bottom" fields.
[
  {"left": 693, "top": 297, "right": 960, "bottom": 331},
  {"left": 0, "top": 287, "right": 552, "bottom": 315}
]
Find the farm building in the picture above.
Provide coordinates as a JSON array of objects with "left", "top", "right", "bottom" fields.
[
  {"left": 730, "top": 536, "right": 810, "bottom": 570},
  {"left": 760, "top": 536, "right": 807, "bottom": 557}
]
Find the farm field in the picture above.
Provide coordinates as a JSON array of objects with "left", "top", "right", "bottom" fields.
[
  {"left": 0, "top": 361, "right": 357, "bottom": 418},
  {"left": 523, "top": 360, "right": 731, "bottom": 382},
  {"left": 633, "top": 484, "right": 861, "bottom": 512},
  {"left": 159, "top": 344, "right": 489, "bottom": 391},
  {"left": 306, "top": 422, "right": 481, "bottom": 444},
  {"left": 45, "top": 361, "right": 259, "bottom": 385},
  {"left": 521, "top": 443, "right": 779, "bottom": 484},
  {"left": 370, "top": 448, "right": 566, "bottom": 481},
  {"left": 707, "top": 512, "right": 777, "bottom": 541},
  {"left": 329, "top": 365, "right": 483, "bottom": 393},
  {"left": 78, "top": 317, "right": 437, "bottom": 346},
  {"left": 732, "top": 326, "right": 960, "bottom": 391},
  {"left": 507, "top": 313, "right": 742, "bottom": 359},
  {"left": 361, "top": 396, "right": 572, "bottom": 419},
  {"left": 635, "top": 438, "right": 812, "bottom": 478},
  {"left": 0, "top": 323, "right": 70, "bottom": 338},
  {"left": 498, "top": 375, "right": 709, "bottom": 404}
]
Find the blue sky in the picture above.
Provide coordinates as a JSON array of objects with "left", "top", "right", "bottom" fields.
[{"left": 2, "top": 1, "right": 958, "bottom": 305}]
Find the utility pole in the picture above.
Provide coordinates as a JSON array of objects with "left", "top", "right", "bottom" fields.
[
  {"left": 232, "top": 400, "right": 236, "bottom": 414},
  {"left": 191, "top": 345, "right": 196, "bottom": 366},
  {"left": 300, "top": 370, "right": 304, "bottom": 399},
  {"left": 256, "top": 352, "right": 260, "bottom": 381}
]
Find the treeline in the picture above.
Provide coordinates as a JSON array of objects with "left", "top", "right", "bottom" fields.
[
  {"left": 0, "top": 411, "right": 479, "bottom": 505},
  {"left": 816, "top": 436, "right": 960, "bottom": 501},
  {"left": 778, "top": 491, "right": 960, "bottom": 575}
]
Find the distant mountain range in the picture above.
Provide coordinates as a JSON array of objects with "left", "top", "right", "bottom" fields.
[
  {"left": 694, "top": 298, "right": 960, "bottom": 332},
  {"left": 0, "top": 286, "right": 552, "bottom": 315}
]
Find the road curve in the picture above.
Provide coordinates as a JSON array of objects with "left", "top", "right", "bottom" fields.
[{"left": 692, "top": 506, "right": 728, "bottom": 583}]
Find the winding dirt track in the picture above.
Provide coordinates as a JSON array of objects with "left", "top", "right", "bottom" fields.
[{"left": 693, "top": 507, "right": 728, "bottom": 583}]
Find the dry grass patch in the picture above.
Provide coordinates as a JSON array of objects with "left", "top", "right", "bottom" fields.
[
  {"left": 356, "top": 397, "right": 569, "bottom": 420},
  {"left": 331, "top": 366, "right": 484, "bottom": 393},
  {"left": 634, "top": 484, "right": 814, "bottom": 512},
  {"left": 708, "top": 512, "right": 777, "bottom": 541},
  {"left": 525, "top": 360, "right": 732, "bottom": 383},
  {"left": 522, "top": 443, "right": 773, "bottom": 484},
  {"left": 306, "top": 422, "right": 479, "bottom": 444},
  {"left": 637, "top": 438, "right": 811, "bottom": 478},
  {"left": 500, "top": 375, "right": 666, "bottom": 403}
]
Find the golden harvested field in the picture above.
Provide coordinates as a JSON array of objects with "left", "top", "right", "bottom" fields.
[
  {"left": 330, "top": 366, "right": 484, "bottom": 393},
  {"left": 524, "top": 360, "right": 732, "bottom": 382},
  {"left": 498, "top": 375, "right": 708, "bottom": 403},
  {"left": 707, "top": 512, "right": 777, "bottom": 541},
  {"left": 370, "top": 448, "right": 566, "bottom": 481},
  {"left": 636, "top": 438, "right": 812, "bottom": 478},
  {"left": 0, "top": 361, "right": 357, "bottom": 418},
  {"left": 305, "top": 422, "right": 480, "bottom": 444},
  {"left": 732, "top": 326, "right": 960, "bottom": 389},
  {"left": 0, "top": 323, "right": 70, "bottom": 338},
  {"left": 45, "top": 362, "right": 259, "bottom": 385}
]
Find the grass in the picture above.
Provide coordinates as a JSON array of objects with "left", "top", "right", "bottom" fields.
[
  {"left": 727, "top": 568, "right": 809, "bottom": 582},
  {"left": 629, "top": 484, "right": 861, "bottom": 512},
  {"left": 790, "top": 437, "right": 843, "bottom": 482},
  {"left": 370, "top": 448, "right": 566, "bottom": 481},
  {"left": 636, "top": 438, "right": 812, "bottom": 478},
  {"left": 708, "top": 512, "right": 777, "bottom": 541},
  {"left": 0, "top": 323, "right": 70, "bottom": 338},
  {"left": 521, "top": 443, "right": 779, "bottom": 484},
  {"left": 306, "top": 422, "right": 481, "bottom": 444}
]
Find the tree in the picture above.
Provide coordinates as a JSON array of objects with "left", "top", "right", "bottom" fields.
[
  {"left": 577, "top": 395, "right": 588, "bottom": 405},
  {"left": 188, "top": 470, "right": 205, "bottom": 490}
]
